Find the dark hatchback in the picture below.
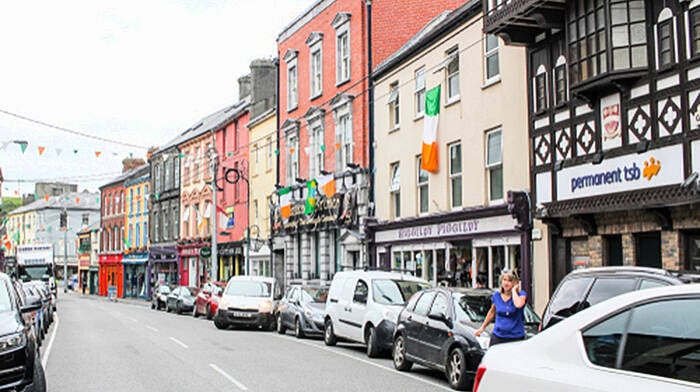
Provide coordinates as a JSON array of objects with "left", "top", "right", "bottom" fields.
[
  {"left": 276, "top": 285, "right": 328, "bottom": 338},
  {"left": 393, "top": 287, "right": 540, "bottom": 390},
  {"left": 540, "top": 266, "right": 698, "bottom": 331},
  {"left": 0, "top": 273, "right": 45, "bottom": 392},
  {"left": 166, "top": 286, "right": 199, "bottom": 314}
]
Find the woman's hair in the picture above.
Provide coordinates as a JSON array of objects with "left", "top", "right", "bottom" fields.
[{"left": 499, "top": 269, "right": 520, "bottom": 294}]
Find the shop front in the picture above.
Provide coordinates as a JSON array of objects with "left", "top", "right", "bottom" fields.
[
  {"left": 98, "top": 253, "right": 123, "bottom": 297},
  {"left": 148, "top": 245, "right": 178, "bottom": 297},
  {"left": 217, "top": 241, "right": 244, "bottom": 281},
  {"left": 123, "top": 251, "right": 147, "bottom": 298},
  {"left": 88, "top": 266, "right": 99, "bottom": 294},
  {"left": 369, "top": 207, "right": 524, "bottom": 288},
  {"left": 78, "top": 254, "right": 90, "bottom": 294},
  {"left": 177, "top": 243, "right": 206, "bottom": 288}
]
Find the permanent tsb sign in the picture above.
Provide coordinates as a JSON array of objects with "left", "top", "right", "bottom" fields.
[{"left": 557, "top": 144, "right": 684, "bottom": 201}]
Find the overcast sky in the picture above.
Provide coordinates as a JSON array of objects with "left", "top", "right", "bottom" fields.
[{"left": 0, "top": 0, "right": 311, "bottom": 197}]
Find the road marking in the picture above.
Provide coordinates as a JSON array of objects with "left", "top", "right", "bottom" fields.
[
  {"left": 146, "top": 325, "right": 159, "bottom": 332},
  {"left": 126, "top": 317, "right": 137, "bottom": 322},
  {"left": 41, "top": 314, "right": 59, "bottom": 369},
  {"left": 209, "top": 363, "right": 249, "bottom": 391},
  {"left": 279, "top": 336, "right": 453, "bottom": 391},
  {"left": 169, "top": 337, "right": 189, "bottom": 349}
]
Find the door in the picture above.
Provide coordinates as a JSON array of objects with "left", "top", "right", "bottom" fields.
[
  {"left": 423, "top": 293, "right": 451, "bottom": 365},
  {"left": 604, "top": 235, "right": 623, "bottom": 266},
  {"left": 406, "top": 291, "right": 436, "bottom": 358},
  {"left": 188, "top": 258, "right": 197, "bottom": 287},
  {"left": 345, "top": 279, "right": 368, "bottom": 343},
  {"left": 635, "top": 232, "right": 661, "bottom": 268}
]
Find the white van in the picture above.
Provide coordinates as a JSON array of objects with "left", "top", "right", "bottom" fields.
[{"left": 323, "top": 270, "right": 430, "bottom": 357}]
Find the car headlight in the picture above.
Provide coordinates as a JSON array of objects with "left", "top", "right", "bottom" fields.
[
  {"left": 0, "top": 333, "right": 26, "bottom": 353},
  {"left": 304, "top": 309, "right": 313, "bottom": 318},
  {"left": 219, "top": 298, "right": 229, "bottom": 310},
  {"left": 258, "top": 300, "right": 273, "bottom": 313}
]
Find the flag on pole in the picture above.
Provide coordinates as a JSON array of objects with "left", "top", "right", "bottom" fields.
[
  {"left": 123, "top": 237, "right": 131, "bottom": 249},
  {"left": 305, "top": 180, "right": 317, "bottom": 215},
  {"left": 421, "top": 85, "right": 441, "bottom": 173},
  {"left": 279, "top": 187, "right": 293, "bottom": 220},
  {"left": 316, "top": 174, "right": 336, "bottom": 197}
]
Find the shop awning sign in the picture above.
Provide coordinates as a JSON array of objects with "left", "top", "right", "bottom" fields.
[{"left": 374, "top": 214, "right": 517, "bottom": 243}]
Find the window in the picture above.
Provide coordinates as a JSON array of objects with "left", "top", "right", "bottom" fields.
[
  {"left": 449, "top": 142, "right": 462, "bottom": 208},
  {"left": 128, "top": 224, "right": 134, "bottom": 248},
  {"left": 82, "top": 213, "right": 89, "bottom": 226},
  {"left": 173, "top": 156, "right": 180, "bottom": 188},
  {"left": 183, "top": 152, "right": 191, "bottom": 185},
  {"left": 390, "top": 162, "right": 400, "bottom": 219},
  {"left": 194, "top": 147, "right": 201, "bottom": 182},
  {"left": 165, "top": 157, "right": 172, "bottom": 189},
  {"left": 415, "top": 67, "right": 426, "bottom": 116},
  {"left": 430, "top": 293, "right": 449, "bottom": 316},
  {"left": 253, "top": 144, "right": 259, "bottom": 175},
  {"left": 554, "top": 63, "right": 568, "bottom": 104},
  {"left": 353, "top": 280, "right": 368, "bottom": 304},
  {"left": 446, "top": 47, "right": 460, "bottom": 101},
  {"left": 484, "top": 34, "right": 499, "bottom": 82},
  {"left": 144, "top": 185, "right": 149, "bottom": 213},
  {"left": 486, "top": 130, "right": 503, "bottom": 201},
  {"left": 135, "top": 224, "right": 141, "bottom": 247},
  {"left": 172, "top": 206, "right": 177, "bottom": 239},
  {"left": 309, "top": 123, "right": 324, "bottom": 177},
  {"left": 129, "top": 189, "right": 134, "bottom": 213},
  {"left": 691, "top": 8, "right": 700, "bottom": 57},
  {"left": 337, "top": 113, "right": 353, "bottom": 170},
  {"left": 288, "top": 64, "right": 298, "bottom": 110},
  {"left": 417, "top": 156, "right": 429, "bottom": 214},
  {"left": 266, "top": 138, "right": 273, "bottom": 171},
  {"left": 287, "top": 135, "right": 299, "bottom": 184},
  {"left": 337, "top": 32, "right": 350, "bottom": 83},
  {"left": 311, "top": 48, "right": 323, "bottom": 97},
  {"left": 388, "top": 82, "right": 400, "bottom": 129},
  {"left": 585, "top": 278, "right": 636, "bottom": 308},
  {"left": 143, "top": 222, "right": 148, "bottom": 245},
  {"left": 535, "top": 67, "right": 547, "bottom": 112},
  {"left": 254, "top": 200, "right": 259, "bottom": 227},
  {"left": 153, "top": 211, "right": 160, "bottom": 243},
  {"left": 413, "top": 291, "right": 436, "bottom": 316},
  {"left": 610, "top": 0, "right": 647, "bottom": 71},
  {"left": 657, "top": 20, "right": 674, "bottom": 68},
  {"left": 234, "top": 162, "right": 240, "bottom": 201},
  {"left": 162, "top": 208, "right": 169, "bottom": 241}
]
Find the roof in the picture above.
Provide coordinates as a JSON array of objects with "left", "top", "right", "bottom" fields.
[
  {"left": 99, "top": 164, "right": 148, "bottom": 189},
  {"left": 9, "top": 190, "right": 100, "bottom": 215},
  {"left": 277, "top": 0, "right": 330, "bottom": 44},
  {"left": 373, "top": 0, "right": 481, "bottom": 78}
]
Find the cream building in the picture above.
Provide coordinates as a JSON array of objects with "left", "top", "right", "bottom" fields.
[
  {"left": 370, "top": 2, "right": 548, "bottom": 310},
  {"left": 247, "top": 109, "right": 276, "bottom": 277}
]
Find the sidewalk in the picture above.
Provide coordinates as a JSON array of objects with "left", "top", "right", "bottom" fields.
[{"left": 67, "top": 290, "right": 151, "bottom": 307}]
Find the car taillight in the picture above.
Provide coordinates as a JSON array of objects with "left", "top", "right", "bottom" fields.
[{"left": 472, "top": 365, "right": 486, "bottom": 392}]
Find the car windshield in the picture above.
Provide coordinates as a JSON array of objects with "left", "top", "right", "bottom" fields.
[
  {"left": 182, "top": 287, "right": 198, "bottom": 296},
  {"left": 158, "top": 286, "right": 171, "bottom": 294},
  {"left": 372, "top": 280, "right": 429, "bottom": 305},
  {"left": 300, "top": 287, "right": 329, "bottom": 303},
  {"left": 20, "top": 266, "right": 50, "bottom": 281},
  {"left": 225, "top": 281, "right": 271, "bottom": 297},
  {"left": 454, "top": 292, "right": 542, "bottom": 324},
  {"left": 0, "top": 282, "right": 13, "bottom": 313}
]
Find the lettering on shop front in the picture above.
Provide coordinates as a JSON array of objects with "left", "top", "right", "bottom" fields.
[{"left": 398, "top": 220, "right": 480, "bottom": 240}]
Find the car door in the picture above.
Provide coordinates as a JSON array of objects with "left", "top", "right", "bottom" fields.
[
  {"left": 407, "top": 291, "right": 436, "bottom": 360},
  {"left": 345, "top": 279, "right": 369, "bottom": 343},
  {"left": 282, "top": 288, "right": 298, "bottom": 328},
  {"left": 423, "top": 292, "right": 451, "bottom": 366},
  {"left": 333, "top": 278, "right": 356, "bottom": 339}
]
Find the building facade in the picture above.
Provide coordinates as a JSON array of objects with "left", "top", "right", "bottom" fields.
[
  {"left": 369, "top": 2, "right": 532, "bottom": 290},
  {"left": 77, "top": 223, "right": 100, "bottom": 294},
  {"left": 99, "top": 170, "right": 132, "bottom": 298},
  {"left": 485, "top": 0, "right": 700, "bottom": 305},
  {"left": 123, "top": 165, "right": 149, "bottom": 298}
]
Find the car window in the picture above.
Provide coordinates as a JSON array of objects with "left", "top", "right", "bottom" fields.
[
  {"left": 429, "top": 293, "right": 448, "bottom": 316},
  {"left": 413, "top": 292, "right": 436, "bottom": 317},
  {"left": 621, "top": 298, "right": 700, "bottom": 383},
  {"left": 0, "top": 281, "right": 13, "bottom": 312},
  {"left": 548, "top": 277, "right": 593, "bottom": 319},
  {"left": 372, "top": 279, "right": 429, "bottom": 306},
  {"left": 454, "top": 293, "right": 491, "bottom": 322},
  {"left": 172, "top": 288, "right": 180, "bottom": 296},
  {"left": 353, "top": 280, "right": 368, "bottom": 305},
  {"left": 225, "top": 281, "right": 271, "bottom": 297},
  {"left": 584, "top": 278, "right": 637, "bottom": 308},
  {"left": 582, "top": 309, "right": 631, "bottom": 368},
  {"left": 301, "top": 287, "right": 328, "bottom": 303},
  {"left": 159, "top": 286, "right": 171, "bottom": 294},
  {"left": 405, "top": 291, "right": 423, "bottom": 312},
  {"left": 638, "top": 279, "right": 668, "bottom": 290},
  {"left": 291, "top": 288, "right": 300, "bottom": 302}
]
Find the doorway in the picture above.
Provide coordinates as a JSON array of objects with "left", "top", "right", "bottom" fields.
[
  {"left": 604, "top": 235, "right": 623, "bottom": 266},
  {"left": 635, "top": 232, "right": 661, "bottom": 268}
]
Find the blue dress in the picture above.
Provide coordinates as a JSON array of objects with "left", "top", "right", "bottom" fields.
[{"left": 491, "top": 290, "right": 526, "bottom": 339}]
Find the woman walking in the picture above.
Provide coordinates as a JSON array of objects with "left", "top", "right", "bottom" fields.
[{"left": 474, "top": 270, "right": 527, "bottom": 346}]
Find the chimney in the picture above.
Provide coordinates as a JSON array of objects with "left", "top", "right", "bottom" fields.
[
  {"left": 249, "top": 58, "right": 278, "bottom": 120},
  {"left": 238, "top": 74, "right": 251, "bottom": 100},
  {"left": 122, "top": 157, "right": 146, "bottom": 172}
]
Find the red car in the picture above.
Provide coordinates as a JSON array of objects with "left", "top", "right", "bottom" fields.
[{"left": 193, "top": 282, "right": 226, "bottom": 319}]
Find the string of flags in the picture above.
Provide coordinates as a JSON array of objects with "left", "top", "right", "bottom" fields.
[{"left": 0, "top": 139, "right": 129, "bottom": 158}]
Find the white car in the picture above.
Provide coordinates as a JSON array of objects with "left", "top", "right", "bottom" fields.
[
  {"left": 323, "top": 270, "right": 430, "bottom": 357},
  {"left": 474, "top": 284, "right": 700, "bottom": 392},
  {"left": 213, "top": 276, "right": 283, "bottom": 330}
]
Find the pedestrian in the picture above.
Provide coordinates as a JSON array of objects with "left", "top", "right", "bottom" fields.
[
  {"left": 475, "top": 274, "right": 486, "bottom": 289},
  {"left": 474, "top": 269, "right": 527, "bottom": 346}
]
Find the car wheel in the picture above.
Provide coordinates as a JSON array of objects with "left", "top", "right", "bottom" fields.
[
  {"left": 277, "top": 314, "right": 286, "bottom": 334},
  {"left": 294, "top": 317, "right": 304, "bottom": 339},
  {"left": 393, "top": 335, "right": 413, "bottom": 371},
  {"left": 366, "top": 326, "right": 381, "bottom": 358},
  {"left": 29, "top": 354, "right": 47, "bottom": 392},
  {"left": 214, "top": 318, "right": 228, "bottom": 330},
  {"left": 267, "top": 318, "right": 277, "bottom": 331},
  {"left": 446, "top": 347, "right": 470, "bottom": 390},
  {"left": 151, "top": 302, "right": 155, "bottom": 310},
  {"left": 324, "top": 319, "right": 337, "bottom": 346},
  {"left": 176, "top": 302, "right": 182, "bottom": 314},
  {"left": 206, "top": 304, "right": 213, "bottom": 320}
]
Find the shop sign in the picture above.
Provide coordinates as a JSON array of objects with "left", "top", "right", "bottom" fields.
[
  {"left": 79, "top": 255, "right": 90, "bottom": 268},
  {"left": 374, "top": 214, "right": 517, "bottom": 243},
  {"left": 200, "top": 246, "right": 211, "bottom": 259},
  {"left": 273, "top": 191, "right": 352, "bottom": 232},
  {"left": 179, "top": 247, "right": 200, "bottom": 257},
  {"left": 557, "top": 144, "right": 683, "bottom": 201}
]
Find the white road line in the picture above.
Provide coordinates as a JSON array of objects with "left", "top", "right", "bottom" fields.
[
  {"left": 279, "top": 336, "right": 453, "bottom": 391},
  {"left": 169, "top": 336, "right": 189, "bottom": 349},
  {"left": 146, "top": 325, "right": 159, "bottom": 332},
  {"left": 209, "top": 363, "right": 249, "bottom": 391},
  {"left": 126, "top": 317, "right": 137, "bottom": 322},
  {"left": 41, "top": 314, "right": 59, "bottom": 369}
]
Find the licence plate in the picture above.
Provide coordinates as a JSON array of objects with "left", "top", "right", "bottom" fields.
[{"left": 232, "top": 311, "right": 252, "bottom": 318}]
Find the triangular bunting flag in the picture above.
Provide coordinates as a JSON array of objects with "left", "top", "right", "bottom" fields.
[
  {"left": 73, "top": 149, "right": 78, "bottom": 154},
  {"left": 56, "top": 148, "right": 62, "bottom": 156},
  {"left": 95, "top": 151, "right": 102, "bottom": 157},
  {"left": 0, "top": 141, "right": 10, "bottom": 151},
  {"left": 19, "top": 142, "right": 28, "bottom": 153},
  {"left": 38, "top": 146, "right": 45, "bottom": 155}
]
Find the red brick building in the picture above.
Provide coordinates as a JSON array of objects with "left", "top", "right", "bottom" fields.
[
  {"left": 98, "top": 175, "right": 127, "bottom": 297},
  {"left": 274, "top": 0, "right": 467, "bottom": 284}
]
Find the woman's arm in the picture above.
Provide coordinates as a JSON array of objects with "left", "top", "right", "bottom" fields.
[
  {"left": 512, "top": 283, "right": 527, "bottom": 308},
  {"left": 474, "top": 303, "right": 496, "bottom": 336}
]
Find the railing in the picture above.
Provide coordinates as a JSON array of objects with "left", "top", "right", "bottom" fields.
[{"left": 484, "top": 0, "right": 541, "bottom": 30}]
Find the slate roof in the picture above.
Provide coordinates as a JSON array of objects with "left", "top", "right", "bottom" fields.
[{"left": 10, "top": 190, "right": 100, "bottom": 214}]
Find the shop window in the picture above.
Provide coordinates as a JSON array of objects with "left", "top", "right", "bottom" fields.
[
  {"left": 390, "top": 162, "right": 401, "bottom": 219},
  {"left": 388, "top": 82, "right": 400, "bottom": 129},
  {"left": 484, "top": 34, "right": 499, "bottom": 83},
  {"left": 635, "top": 232, "right": 661, "bottom": 268},
  {"left": 486, "top": 129, "right": 503, "bottom": 202},
  {"left": 449, "top": 142, "right": 462, "bottom": 208},
  {"left": 415, "top": 67, "right": 426, "bottom": 116},
  {"left": 417, "top": 156, "right": 429, "bottom": 214},
  {"left": 685, "top": 232, "right": 700, "bottom": 272}
]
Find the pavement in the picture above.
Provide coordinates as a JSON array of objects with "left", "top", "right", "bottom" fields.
[{"left": 67, "top": 290, "right": 151, "bottom": 307}]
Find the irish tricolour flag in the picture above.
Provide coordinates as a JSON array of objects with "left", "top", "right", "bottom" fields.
[
  {"left": 421, "top": 85, "right": 440, "bottom": 173},
  {"left": 279, "top": 187, "right": 293, "bottom": 220}
]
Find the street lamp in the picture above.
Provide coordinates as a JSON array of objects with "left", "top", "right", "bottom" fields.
[{"left": 223, "top": 167, "right": 251, "bottom": 276}]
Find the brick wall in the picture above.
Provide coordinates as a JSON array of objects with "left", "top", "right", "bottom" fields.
[
  {"left": 662, "top": 231, "right": 681, "bottom": 270},
  {"left": 622, "top": 233, "right": 635, "bottom": 266}
]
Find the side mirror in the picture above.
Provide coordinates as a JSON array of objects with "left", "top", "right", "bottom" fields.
[
  {"left": 428, "top": 311, "right": 452, "bottom": 327},
  {"left": 21, "top": 295, "right": 42, "bottom": 313}
]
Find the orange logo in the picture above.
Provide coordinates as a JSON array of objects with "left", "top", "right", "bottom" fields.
[{"left": 643, "top": 157, "right": 661, "bottom": 181}]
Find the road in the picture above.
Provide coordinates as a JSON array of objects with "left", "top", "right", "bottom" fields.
[{"left": 43, "top": 292, "right": 457, "bottom": 392}]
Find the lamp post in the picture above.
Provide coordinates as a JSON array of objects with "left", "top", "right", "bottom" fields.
[
  {"left": 60, "top": 208, "right": 68, "bottom": 293},
  {"left": 208, "top": 144, "right": 219, "bottom": 282},
  {"left": 224, "top": 167, "right": 250, "bottom": 276}
]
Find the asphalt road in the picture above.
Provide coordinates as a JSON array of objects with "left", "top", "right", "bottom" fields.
[{"left": 43, "top": 292, "right": 458, "bottom": 392}]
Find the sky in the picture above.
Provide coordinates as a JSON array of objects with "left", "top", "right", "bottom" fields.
[{"left": 0, "top": 0, "right": 312, "bottom": 197}]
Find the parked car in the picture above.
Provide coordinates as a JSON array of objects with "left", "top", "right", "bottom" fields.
[
  {"left": 151, "top": 284, "right": 171, "bottom": 310},
  {"left": 541, "top": 266, "right": 693, "bottom": 331},
  {"left": 214, "top": 276, "right": 283, "bottom": 330},
  {"left": 193, "top": 281, "right": 226, "bottom": 319},
  {"left": 24, "top": 281, "right": 53, "bottom": 327},
  {"left": 323, "top": 270, "right": 430, "bottom": 357},
  {"left": 277, "top": 284, "right": 329, "bottom": 338},
  {"left": 0, "top": 273, "right": 46, "bottom": 392},
  {"left": 474, "top": 284, "right": 700, "bottom": 392},
  {"left": 165, "top": 286, "right": 199, "bottom": 314},
  {"left": 21, "top": 284, "right": 48, "bottom": 343},
  {"left": 392, "top": 287, "right": 540, "bottom": 390}
]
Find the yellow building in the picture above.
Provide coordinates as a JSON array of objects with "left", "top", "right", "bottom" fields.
[
  {"left": 247, "top": 109, "right": 276, "bottom": 276},
  {"left": 123, "top": 165, "right": 149, "bottom": 298}
]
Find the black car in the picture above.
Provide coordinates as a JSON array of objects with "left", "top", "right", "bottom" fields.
[
  {"left": 0, "top": 273, "right": 46, "bottom": 391},
  {"left": 166, "top": 286, "right": 198, "bottom": 314},
  {"left": 540, "top": 266, "right": 696, "bottom": 331},
  {"left": 151, "top": 284, "right": 171, "bottom": 310},
  {"left": 392, "top": 287, "right": 540, "bottom": 390},
  {"left": 276, "top": 285, "right": 328, "bottom": 338}
]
